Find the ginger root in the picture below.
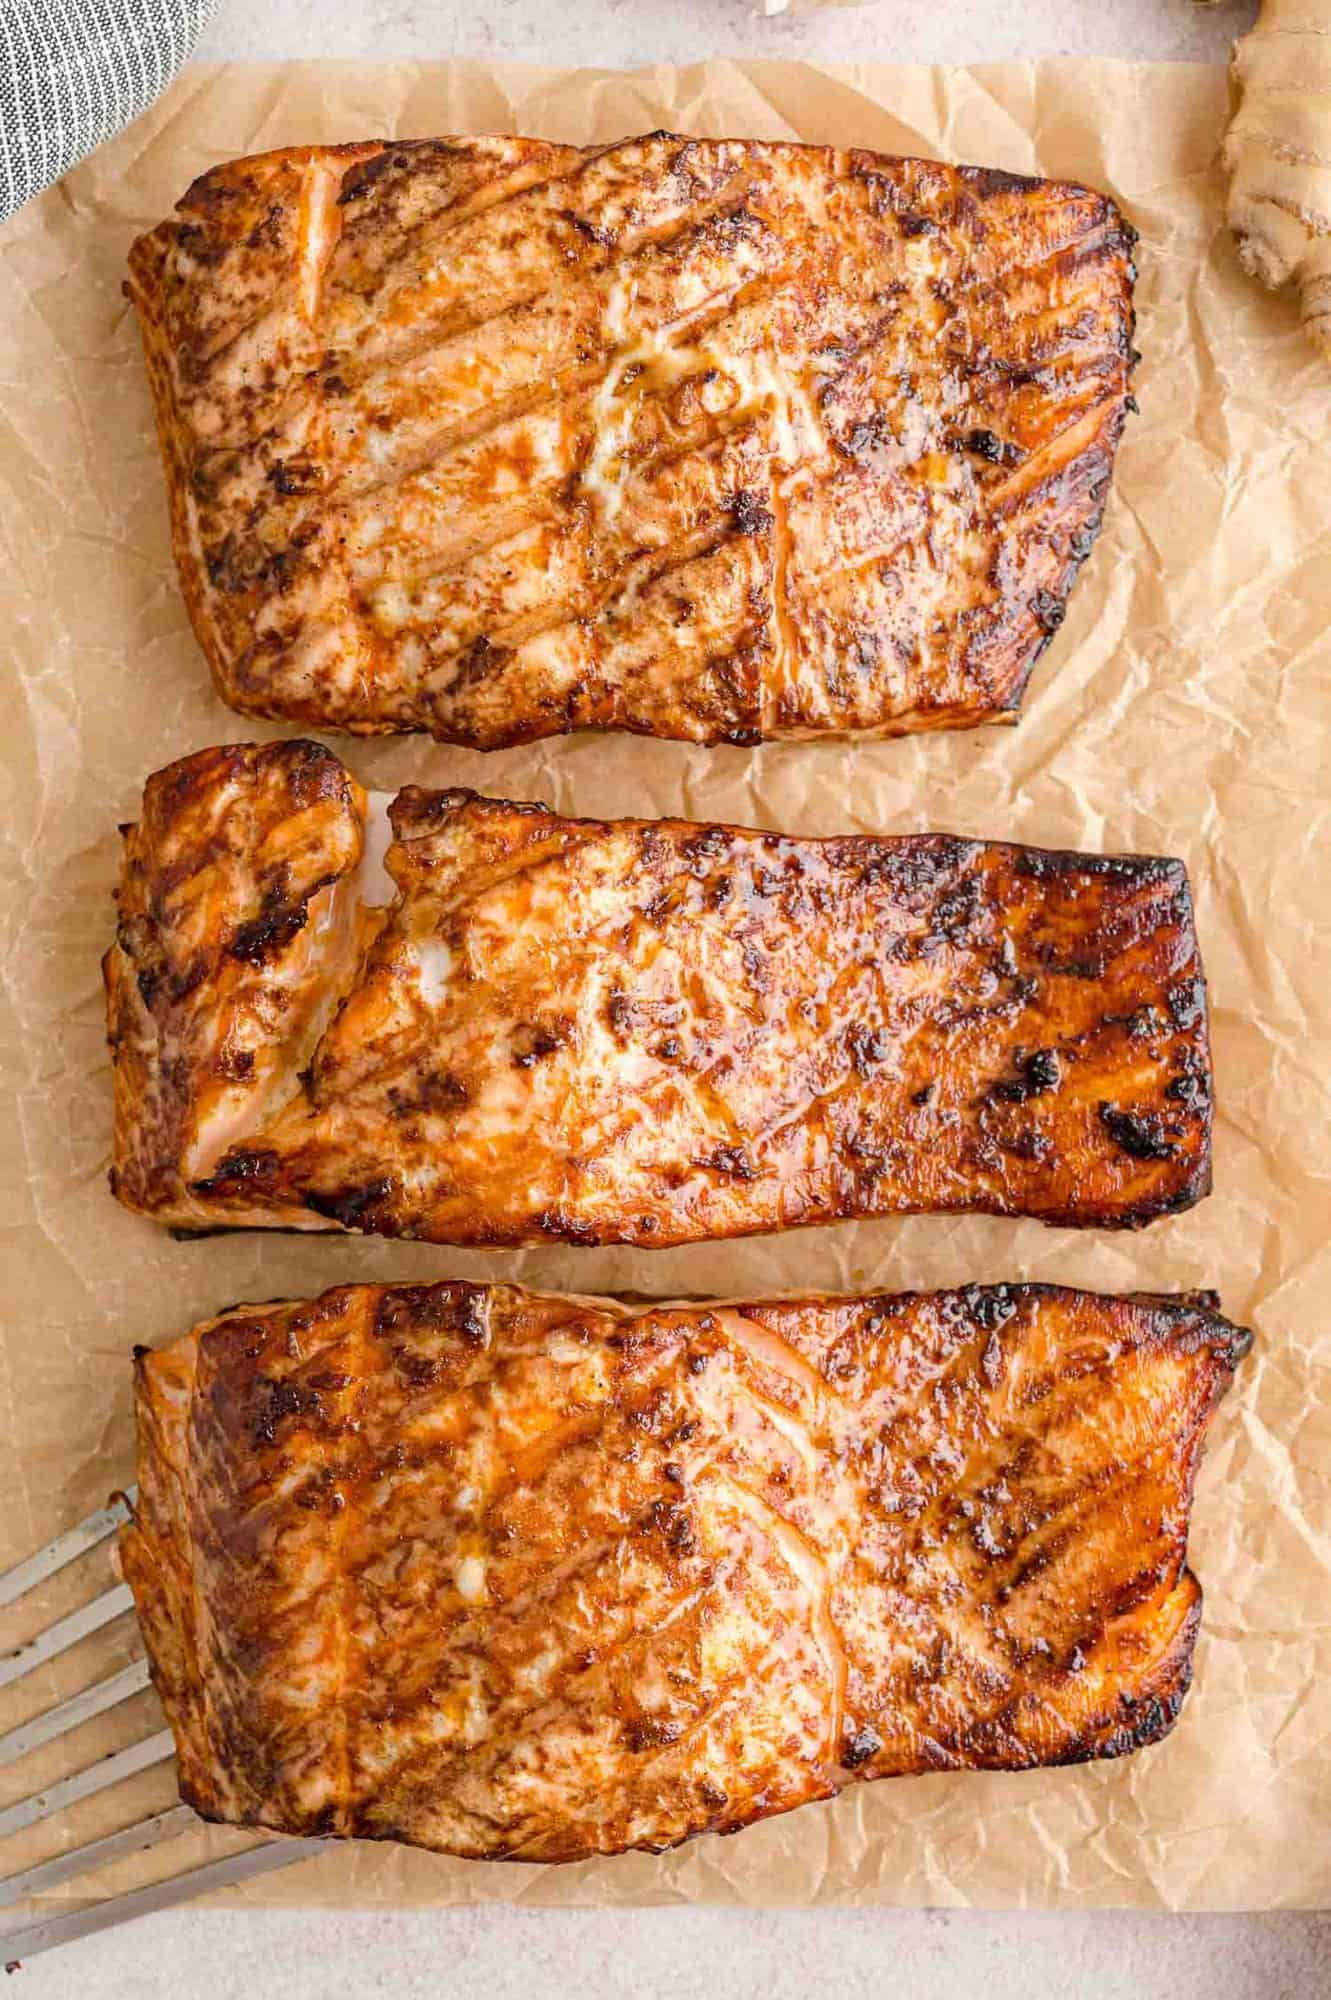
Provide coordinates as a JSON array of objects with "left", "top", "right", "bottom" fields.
[{"left": 1223, "top": 0, "right": 1331, "bottom": 354}]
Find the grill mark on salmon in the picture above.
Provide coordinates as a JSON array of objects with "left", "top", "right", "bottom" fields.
[
  {"left": 128, "top": 133, "right": 1136, "bottom": 746},
  {"left": 106, "top": 741, "right": 1213, "bottom": 1244},
  {"left": 122, "top": 1281, "right": 1249, "bottom": 1861}
]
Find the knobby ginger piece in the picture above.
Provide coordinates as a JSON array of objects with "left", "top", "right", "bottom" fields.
[{"left": 1223, "top": 0, "right": 1331, "bottom": 355}]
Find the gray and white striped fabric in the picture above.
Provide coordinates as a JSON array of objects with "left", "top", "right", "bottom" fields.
[{"left": 0, "top": 0, "right": 219, "bottom": 222}]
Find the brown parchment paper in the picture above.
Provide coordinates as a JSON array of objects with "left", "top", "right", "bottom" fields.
[{"left": 1, "top": 59, "right": 1329, "bottom": 1917}]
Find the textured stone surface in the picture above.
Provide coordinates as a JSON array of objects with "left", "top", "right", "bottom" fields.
[
  {"left": 22, "top": 1903, "right": 1331, "bottom": 1997},
  {"left": 196, "top": 0, "right": 1252, "bottom": 66}
]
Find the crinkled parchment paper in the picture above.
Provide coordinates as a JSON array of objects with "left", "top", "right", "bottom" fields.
[{"left": 1, "top": 60, "right": 1328, "bottom": 1915}]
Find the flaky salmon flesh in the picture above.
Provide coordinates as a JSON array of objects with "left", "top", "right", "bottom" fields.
[
  {"left": 105, "top": 741, "right": 1212, "bottom": 1243},
  {"left": 127, "top": 134, "right": 1136, "bottom": 747},
  {"left": 122, "top": 1281, "right": 1249, "bottom": 1861}
]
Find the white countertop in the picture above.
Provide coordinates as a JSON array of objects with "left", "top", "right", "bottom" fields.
[
  {"left": 21, "top": 1, "right": 1331, "bottom": 1994},
  {"left": 195, "top": 0, "right": 1252, "bottom": 68}
]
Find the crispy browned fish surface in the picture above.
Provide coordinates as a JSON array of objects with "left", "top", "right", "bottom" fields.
[
  {"left": 122, "top": 1280, "right": 1249, "bottom": 1860},
  {"left": 126, "top": 133, "right": 1136, "bottom": 747},
  {"left": 105, "top": 740, "right": 1212, "bottom": 1242}
]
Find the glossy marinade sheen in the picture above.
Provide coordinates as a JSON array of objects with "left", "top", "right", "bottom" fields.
[
  {"left": 104, "top": 740, "right": 1213, "bottom": 1244},
  {"left": 121, "top": 1280, "right": 1250, "bottom": 1861},
  {"left": 127, "top": 133, "right": 1136, "bottom": 746}
]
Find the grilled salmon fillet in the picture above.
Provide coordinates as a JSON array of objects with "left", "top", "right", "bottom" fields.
[
  {"left": 121, "top": 1280, "right": 1249, "bottom": 1860},
  {"left": 105, "top": 740, "right": 1212, "bottom": 1242},
  {"left": 126, "top": 133, "right": 1136, "bottom": 746}
]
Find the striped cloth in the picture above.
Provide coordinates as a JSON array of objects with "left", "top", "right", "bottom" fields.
[{"left": 0, "top": 0, "right": 218, "bottom": 221}]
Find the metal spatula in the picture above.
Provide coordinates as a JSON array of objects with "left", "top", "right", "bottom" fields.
[{"left": 0, "top": 1494, "right": 322, "bottom": 1963}]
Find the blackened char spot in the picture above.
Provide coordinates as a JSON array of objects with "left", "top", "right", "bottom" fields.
[
  {"left": 731, "top": 488, "right": 774, "bottom": 536},
  {"left": 1104, "top": 1005, "right": 1163, "bottom": 1041},
  {"left": 1166, "top": 977, "right": 1207, "bottom": 1030},
  {"left": 842, "top": 1725, "right": 883, "bottom": 1770},
  {"left": 374, "top": 1283, "right": 488, "bottom": 1347},
  {"left": 681, "top": 826, "right": 731, "bottom": 864},
  {"left": 1015, "top": 850, "right": 1173, "bottom": 885},
  {"left": 847, "top": 1023, "right": 890, "bottom": 1075},
  {"left": 273, "top": 744, "right": 349, "bottom": 804},
  {"left": 561, "top": 208, "right": 615, "bottom": 249},
  {"left": 964, "top": 165, "right": 1042, "bottom": 199},
  {"left": 511, "top": 1021, "right": 568, "bottom": 1068},
  {"left": 394, "top": 1348, "right": 441, "bottom": 1386},
  {"left": 533, "top": 1210, "right": 601, "bottom": 1244},
  {"left": 194, "top": 1148, "right": 280, "bottom": 1192},
  {"left": 249, "top": 1376, "right": 323, "bottom": 1450},
  {"left": 450, "top": 634, "right": 511, "bottom": 690},
  {"left": 267, "top": 458, "right": 319, "bottom": 497},
  {"left": 696, "top": 1146, "right": 757, "bottom": 1181},
  {"left": 244, "top": 204, "right": 285, "bottom": 252},
  {"left": 205, "top": 538, "right": 249, "bottom": 596},
  {"left": 1165, "top": 1070, "right": 1209, "bottom": 1107},
  {"left": 991, "top": 1048, "right": 1062, "bottom": 1102},
  {"left": 649, "top": 1498, "right": 697, "bottom": 1555},
  {"left": 1031, "top": 589, "right": 1066, "bottom": 634},
  {"left": 858, "top": 836, "right": 976, "bottom": 894},
  {"left": 933, "top": 875, "right": 984, "bottom": 943},
  {"left": 229, "top": 892, "right": 310, "bottom": 966},
  {"left": 961, "top": 1284, "right": 1017, "bottom": 1332},
  {"left": 1099, "top": 1105, "right": 1178, "bottom": 1161},
  {"left": 303, "top": 1178, "right": 395, "bottom": 1228},
  {"left": 387, "top": 1069, "right": 469, "bottom": 1117},
  {"left": 1131, "top": 1697, "right": 1167, "bottom": 1741},
  {"left": 622, "top": 1715, "right": 685, "bottom": 1753},
  {"left": 337, "top": 149, "right": 394, "bottom": 203},
  {"left": 958, "top": 427, "right": 1017, "bottom": 466}
]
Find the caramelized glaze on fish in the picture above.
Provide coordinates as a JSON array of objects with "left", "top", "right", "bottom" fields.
[
  {"left": 127, "top": 134, "right": 1136, "bottom": 745},
  {"left": 105, "top": 741, "right": 1212, "bottom": 1243},
  {"left": 122, "top": 1280, "right": 1248, "bottom": 1860}
]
